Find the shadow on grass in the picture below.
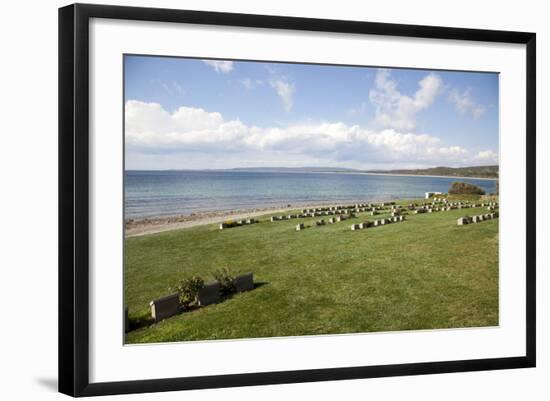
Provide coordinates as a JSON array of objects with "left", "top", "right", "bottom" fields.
[
  {"left": 253, "top": 281, "right": 269, "bottom": 290},
  {"left": 127, "top": 281, "right": 270, "bottom": 333}
]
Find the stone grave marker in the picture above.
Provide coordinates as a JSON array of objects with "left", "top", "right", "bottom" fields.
[
  {"left": 150, "top": 293, "right": 180, "bottom": 322},
  {"left": 198, "top": 281, "right": 221, "bottom": 306},
  {"left": 234, "top": 273, "right": 254, "bottom": 292}
]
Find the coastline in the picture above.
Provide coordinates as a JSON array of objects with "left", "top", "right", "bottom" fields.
[
  {"left": 130, "top": 169, "right": 498, "bottom": 181},
  {"left": 125, "top": 199, "right": 387, "bottom": 237},
  {"left": 352, "top": 172, "right": 497, "bottom": 181},
  {"left": 124, "top": 171, "right": 497, "bottom": 237},
  {"left": 126, "top": 191, "right": 498, "bottom": 238}
]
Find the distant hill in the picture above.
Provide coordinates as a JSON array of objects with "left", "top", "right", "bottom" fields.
[
  {"left": 364, "top": 165, "right": 499, "bottom": 179},
  {"left": 161, "top": 165, "right": 499, "bottom": 179},
  {"left": 230, "top": 167, "right": 358, "bottom": 173}
]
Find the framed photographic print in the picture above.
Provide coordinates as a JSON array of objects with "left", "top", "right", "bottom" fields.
[{"left": 58, "top": 3, "right": 536, "bottom": 397}]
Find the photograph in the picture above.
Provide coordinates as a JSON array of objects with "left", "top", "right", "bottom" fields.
[{"left": 123, "top": 55, "right": 500, "bottom": 344}]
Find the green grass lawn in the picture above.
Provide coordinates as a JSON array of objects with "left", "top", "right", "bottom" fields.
[{"left": 124, "top": 200, "right": 499, "bottom": 344}]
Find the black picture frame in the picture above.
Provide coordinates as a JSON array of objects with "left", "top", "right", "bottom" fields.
[{"left": 59, "top": 3, "right": 536, "bottom": 397}]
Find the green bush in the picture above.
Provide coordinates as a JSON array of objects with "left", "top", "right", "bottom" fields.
[
  {"left": 212, "top": 267, "right": 236, "bottom": 296},
  {"left": 448, "top": 181, "right": 485, "bottom": 195},
  {"left": 172, "top": 276, "right": 204, "bottom": 309}
]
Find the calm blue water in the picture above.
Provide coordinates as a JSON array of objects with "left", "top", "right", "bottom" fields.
[{"left": 125, "top": 170, "right": 497, "bottom": 219}]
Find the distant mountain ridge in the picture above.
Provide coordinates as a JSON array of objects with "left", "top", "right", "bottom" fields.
[
  {"left": 231, "top": 165, "right": 498, "bottom": 178},
  {"left": 230, "top": 167, "right": 357, "bottom": 173},
  {"left": 363, "top": 165, "right": 499, "bottom": 179}
]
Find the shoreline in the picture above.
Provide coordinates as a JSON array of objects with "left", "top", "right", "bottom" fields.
[
  {"left": 128, "top": 169, "right": 498, "bottom": 181},
  {"left": 126, "top": 192, "right": 499, "bottom": 237},
  {"left": 125, "top": 199, "right": 391, "bottom": 237}
]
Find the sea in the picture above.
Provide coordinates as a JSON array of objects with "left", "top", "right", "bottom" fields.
[{"left": 125, "top": 170, "right": 497, "bottom": 219}]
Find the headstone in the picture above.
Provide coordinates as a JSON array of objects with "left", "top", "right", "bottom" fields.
[
  {"left": 198, "top": 281, "right": 221, "bottom": 306},
  {"left": 150, "top": 293, "right": 180, "bottom": 322},
  {"left": 457, "top": 217, "right": 470, "bottom": 226},
  {"left": 296, "top": 223, "right": 305, "bottom": 231},
  {"left": 351, "top": 224, "right": 360, "bottom": 231},
  {"left": 234, "top": 273, "right": 254, "bottom": 292}
]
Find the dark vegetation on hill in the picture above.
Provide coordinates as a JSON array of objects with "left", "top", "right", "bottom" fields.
[
  {"left": 365, "top": 165, "right": 499, "bottom": 179},
  {"left": 448, "top": 181, "right": 486, "bottom": 195}
]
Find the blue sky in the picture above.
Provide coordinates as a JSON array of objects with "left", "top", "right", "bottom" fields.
[{"left": 124, "top": 55, "right": 499, "bottom": 170}]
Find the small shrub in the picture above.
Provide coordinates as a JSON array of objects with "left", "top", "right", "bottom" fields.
[
  {"left": 212, "top": 267, "right": 236, "bottom": 296},
  {"left": 448, "top": 181, "right": 485, "bottom": 195},
  {"left": 172, "top": 276, "right": 204, "bottom": 309}
]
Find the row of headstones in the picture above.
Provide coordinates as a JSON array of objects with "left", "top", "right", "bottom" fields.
[
  {"left": 149, "top": 273, "right": 254, "bottom": 322},
  {"left": 273, "top": 199, "right": 496, "bottom": 224},
  {"left": 457, "top": 212, "right": 499, "bottom": 226},
  {"left": 273, "top": 207, "right": 382, "bottom": 222},
  {"left": 301, "top": 202, "right": 394, "bottom": 214},
  {"left": 351, "top": 215, "right": 406, "bottom": 230},
  {"left": 326, "top": 213, "right": 357, "bottom": 223},
  {"left": 293, "top": 208, "right": 413, "bottom": 230},
  {"left": 414, "top": 206, "right": 458, "bottom": 213},
  {"left": 271, "top": 209, "right": 366, "bottom": 222},
  {"left": 411, "top": 201, "right": 460, "bottom": 210},
  {"left": 419, "top": 200, "right": 485, "bottom": 210},
  {"left": 431, "top": 198, "right": 476, "bottom": 205},
  {"left": 272, "top": 209, "right": 354, "bottom": 221},
  {"left": 219, "top": 218, "right": 257, "bottom": 230},
  {"left": 413, "top": 203, "right": 498, "bottom": 213},
  {"left": 430, "top": 199, "right": 498, "bottom": 208},
  {"left": 295, "top": 213, "right": 359, "bottom": 230}
]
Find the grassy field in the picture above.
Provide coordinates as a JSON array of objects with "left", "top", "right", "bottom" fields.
[{"left": 124, "top": 198, "right": 499, "bottom": 344}]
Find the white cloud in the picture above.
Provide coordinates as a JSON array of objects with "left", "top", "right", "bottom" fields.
[
  {"left": 346, "top": 101, "right": 368, "bottom": 116},
  {"left": 269, "top": 79, "right": 295, "bottom": 112},
  {"left": 202, "top": 60, "right": 234, "bottom": 74},
  {"left": 369, "top": 69, "right": 442, "bottom": 130},
  {"left": 240, "top": 78, "right": 263, "bottom": 90},
  {"left": 160, "top": 80, "right": 183, "bottom": 95},
  {"left": 125, "top": 100, "right": 494, "bottom": 169},
  {"left": 448, "top": 88, "right": 486, "bottom": 119},
  {"left": 474, "top": 150, "right": 498, "bottom": 163}
]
